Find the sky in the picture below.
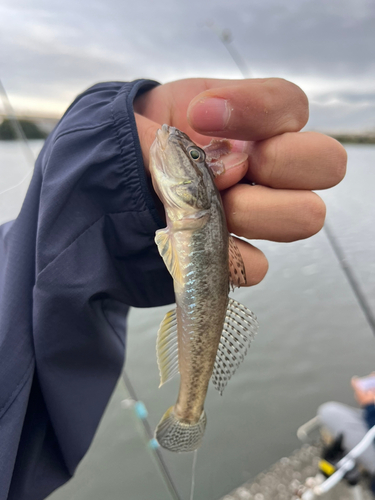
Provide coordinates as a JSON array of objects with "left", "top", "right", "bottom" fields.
[{"left": 1, "top": 0, "right": 375, "bottom": 132}]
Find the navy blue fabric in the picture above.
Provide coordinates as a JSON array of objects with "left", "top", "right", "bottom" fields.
[
  {"left": 364, "top": 404, "right": 375, "bottom": 430},
  {"left": 0, "top": 80, "right": 174, "bottom": 500}
]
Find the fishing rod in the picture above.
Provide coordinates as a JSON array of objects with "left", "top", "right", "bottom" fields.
[
  {"left": 205, "top": 22, "right": 250, "bottom": 79},
  {"left": 121, "top": 370, "right": 181, "bottom": 500},
  {"left": 207, "top": 24, "right": 375, "bottom": 338},
  {"left": 323, "top": 222, "right": 375, "bottom": 334}
]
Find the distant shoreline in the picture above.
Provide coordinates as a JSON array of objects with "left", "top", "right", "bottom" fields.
[
  {"left": 2, "top": 134, "right": 375, "bottom": 144},
  {"left": 0, "top": 116, "right": 59, "bottom": 140},
  {"left": 0, "top": 116, "right": 375, "bottom": 144},
  {"left": 328, "top": 134, "right": 375, "bottom": 145}
]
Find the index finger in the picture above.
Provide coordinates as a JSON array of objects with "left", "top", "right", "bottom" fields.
[{"left": 187, "top": 78, "right": 308, "bottom": 141}]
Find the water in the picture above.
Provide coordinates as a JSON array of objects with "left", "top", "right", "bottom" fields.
[{"left": 1, "top": 142, "right": 374, "bottom": 500}]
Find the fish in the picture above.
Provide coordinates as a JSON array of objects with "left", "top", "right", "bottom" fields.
[{"left": 149, "top": 124, "right": 258, "bottom": 453}]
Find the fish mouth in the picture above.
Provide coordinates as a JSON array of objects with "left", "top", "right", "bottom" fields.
[
  {"left": 156, "top": 124, "right": 171, "bottom": 151},
  {"left": 151, "top": 125, "right": 171, "bottom": 176},
  {"left": 156, "top": 124, "right": 183, "bottom": 150},
  {"left": 152, "top": 125, "right": 183, "bottom": 175}
]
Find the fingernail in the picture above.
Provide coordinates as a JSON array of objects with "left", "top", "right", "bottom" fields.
[
  {"left": 221, "top": 152, "right": 248, "bottom": 170},
  {"left": 188, "top": 98, "right": 231, "bottom": 131}
]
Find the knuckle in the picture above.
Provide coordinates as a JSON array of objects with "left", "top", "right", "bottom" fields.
[
  {"left": 264, "top": 78, "right": 309, "bottom": 130},
  {"left": 250, "top": 253, "right": 269, "bottom": 286},
  {"left": 221, "top": 184, "right": 249, "bottom": 233},
  {"left": 288, "top": 88, "right": 309, "bottom": 130},
  {"left": 327, "top": 137, "right": 348, "bottom": 184},
  {"left": 261, "top": 135, "right": 285, "bottom": 185},
  {"left": 302, "top": 193, "right": 326, "bottom": 236}
]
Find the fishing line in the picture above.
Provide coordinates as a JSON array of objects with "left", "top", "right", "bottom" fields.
[
  {"left": 190, "top": 449, "right": 198, "bottom": 500},
  {"left": 0, "top": 171, "right": 33, "bottom": 197}
]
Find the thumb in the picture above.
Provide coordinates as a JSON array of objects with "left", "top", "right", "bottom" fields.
[
  {"left": 135, "top": 113, "right": 249, "bottom": 190},
  {"left": 135, "top": 113, "right": 160, "bottom": 174}
]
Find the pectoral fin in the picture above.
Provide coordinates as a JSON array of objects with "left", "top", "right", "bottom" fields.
[
  {"left": 211, "top": 298, "right": 258, "bottom": 394},
  {"left": 155, "top": 228, "right": 183, "bottom": 285},
  {"left": 156, "top": 308, "right": 179, "bottom": 387},
  {"left": 228, "top": 236, "right": 247, "bottom": 289}
]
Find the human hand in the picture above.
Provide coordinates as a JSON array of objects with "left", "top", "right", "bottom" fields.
[
  {"left": 134, "top": 78, "right": 347, "bottom": 286},
  {"left": 352, "top": 375, "right": 375, "bottom": 406}
]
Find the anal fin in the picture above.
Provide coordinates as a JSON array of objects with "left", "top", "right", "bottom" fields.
[
  {"left": 156, "top": 308, "right": 179, "bottom": 387},
  {"left": 211, "top": 298, "right": 258, "bottom": 394}
]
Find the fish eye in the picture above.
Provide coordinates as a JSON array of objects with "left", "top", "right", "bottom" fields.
[{"left": 188, "top": 147, "right": 205, "bottom": 162}]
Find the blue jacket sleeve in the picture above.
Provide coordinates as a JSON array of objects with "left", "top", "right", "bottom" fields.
[
  {"left": 0, "top": 80, "right": 174, "bottom": 500},
  {"left": 364, "top": 404, "right": 375, "bottom": 430}
]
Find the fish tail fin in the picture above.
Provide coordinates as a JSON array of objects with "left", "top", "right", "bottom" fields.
[{"left": 155, "top": 406, "right": 207, "bottom": 452}]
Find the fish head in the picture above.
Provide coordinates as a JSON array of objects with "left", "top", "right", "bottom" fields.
[{"left": 150, "top": 125, "right": 213, "bottom": 221}]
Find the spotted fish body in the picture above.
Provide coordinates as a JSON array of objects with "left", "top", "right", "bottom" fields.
[{"left": 150, "top": 125, "right": 258, "bottom": 452}]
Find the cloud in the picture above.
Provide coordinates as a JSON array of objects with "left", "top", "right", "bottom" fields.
[
  {"left": 1, "top": 0, "right": 374, "bottom": 130},
  {"left": 308, "top": 100, "right": 375, "bottom": 133}
]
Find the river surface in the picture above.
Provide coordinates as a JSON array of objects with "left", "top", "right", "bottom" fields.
[{"left": 1, "top": 141, "right": 374, "bottom": 500}]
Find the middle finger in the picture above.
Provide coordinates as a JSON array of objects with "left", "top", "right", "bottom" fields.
[
  {"left": 240, "top": 131, "right": 347, "bottom": 190},
  {"left": 222, "top": 184, "right": 326, "bottom": 242}
]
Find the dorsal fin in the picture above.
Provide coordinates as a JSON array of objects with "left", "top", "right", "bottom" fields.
[
  {"left": 156, "top": 308, "right": 179, "bottom": 387},
  {"left": 211, "top": 298, "right": 258, "bottom": 394},
  {"left": 228, "top": 236, "right": 247, "bottom": 289},
  {"left": 155, "top": 228, "right": 183, "bottom": 285}
]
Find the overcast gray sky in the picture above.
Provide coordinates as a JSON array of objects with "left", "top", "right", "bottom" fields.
[{"left": 1, "top": 0, "right": 374, "bottom": 132}]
